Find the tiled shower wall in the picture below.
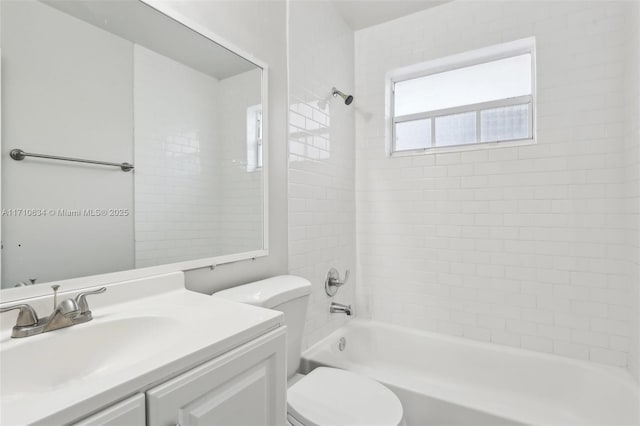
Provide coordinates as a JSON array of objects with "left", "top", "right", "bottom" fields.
[
  {"left": 135, "top": 50, "right": 263, "bottom": 266},
  {"left": 355, "top": 1, "right": 639, "bottom": 371},
  {"left": 218, "top": 69, "right": 264, "bottom": 256},
  {"left": 625, "top": 3, "right": 640, "bottom": 381},
  {"left": 288, "top": 1, "right": 356, "bottom": 349},
  {"left": 135, "top": 45, "right": 221, "bottom": 267}
]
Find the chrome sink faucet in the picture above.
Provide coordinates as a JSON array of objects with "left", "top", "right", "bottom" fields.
[{"left": 0, "top": 286, "right": 106, "bottom": 338}]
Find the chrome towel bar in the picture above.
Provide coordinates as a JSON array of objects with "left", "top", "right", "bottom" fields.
[{"left": 9, "top": 149, "right": 134, "bottom": 172}]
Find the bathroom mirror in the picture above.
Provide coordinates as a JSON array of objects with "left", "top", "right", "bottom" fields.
[{"left": 0, "top": 0, "right": 267, "bottom": 288}]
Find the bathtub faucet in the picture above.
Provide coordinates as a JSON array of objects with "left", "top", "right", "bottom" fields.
[{"left": 330, "top": 302, "right": 353, "bottom": 316}]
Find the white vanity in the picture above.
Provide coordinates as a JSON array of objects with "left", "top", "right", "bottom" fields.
[{"left": 0, "top": 272, "right": 286, "bottom": 425}]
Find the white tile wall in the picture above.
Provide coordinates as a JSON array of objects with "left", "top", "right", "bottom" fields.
[
  {"left": 218, "top": 69, "right": 265, "bottom": 255},
  {"left": 135, "top": 49, "right": 265, "bottom": 266},
  {"left": 623, "top": 3, "right": 640, "bottom": 382},
  {"left": 134, "top": 45, "right": 221, "bottom": 267},
  {"left": 288, "top": 1, "right": 356, "bottom": 349},
  {"left": 354, "top": 1, "right": 639, "bottom": 373}
]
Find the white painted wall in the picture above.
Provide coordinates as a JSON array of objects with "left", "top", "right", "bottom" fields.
[
  {"left": 355, "top": 1, "right": 639, "bottom": 371},
  {"left": 134, "top": 45, "right": 222, "bottom": 267},
  {"left": 0, "top": 0, "right": 134, "bottom": 287},
  {"left": 288, "top": 1, "right": 356, "bottom": 349}
]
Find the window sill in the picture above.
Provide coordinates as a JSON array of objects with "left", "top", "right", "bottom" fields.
[{"left": 388, "top": 138, "right": 536, "bottom": 158}]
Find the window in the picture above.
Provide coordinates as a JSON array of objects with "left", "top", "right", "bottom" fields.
[
  {"left": 388, "top": 38, "right": 535, "bottom": 154},
  {"left": 246, "top": 104, "right": 263, "bottom": 172}
]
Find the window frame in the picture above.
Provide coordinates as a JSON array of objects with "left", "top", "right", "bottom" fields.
[
  {"left": 386, "top": 37, "right": 536, "bottom": 156},
  {"left": 246, "top": 104, "right": 263, "bottom": 172}
]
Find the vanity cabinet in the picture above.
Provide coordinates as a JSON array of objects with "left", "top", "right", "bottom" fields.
[
  {"left": 72, "top": 394, "right": 145, "bottom": 426},
  {"left": 147, "top": 329, "right": 286, "bottom": 426},
  {"left": 69, "top": 329, "right": 285, "bottom": 426}
]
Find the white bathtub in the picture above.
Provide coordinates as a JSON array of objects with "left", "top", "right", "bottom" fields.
[{"left": 300, "top": 320, "right": 640, "bottom": 426}]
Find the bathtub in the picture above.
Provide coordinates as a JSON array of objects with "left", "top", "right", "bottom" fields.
[{"left": 300, "top": 320, "right": 640, "bottom": 426}]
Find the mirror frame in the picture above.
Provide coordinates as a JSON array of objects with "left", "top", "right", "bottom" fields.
[{"left": 0, "top": 0, "right": 269, "bottom": 302}]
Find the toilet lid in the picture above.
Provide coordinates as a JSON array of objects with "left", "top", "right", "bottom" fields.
[{"left": 287, "top": 367, "right": 404, "bottom": 426}]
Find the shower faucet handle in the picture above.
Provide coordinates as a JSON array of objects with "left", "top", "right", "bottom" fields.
[
  {"left": 329, "top": 268, "right": 350, "bottom": 287},
  {"left": 340, "top": 269, "right": 350, "bottom": 286},
  {"left": 325, "top": 268, "right": 350, "bottom": 296}
]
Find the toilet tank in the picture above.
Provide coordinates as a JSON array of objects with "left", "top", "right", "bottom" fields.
[{"left": 213, "top": 275, "right": 312, "bottom": 378}]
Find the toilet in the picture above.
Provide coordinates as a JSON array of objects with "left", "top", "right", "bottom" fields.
[{"left": 214, "top": 275, "right": 405, "bottom": 426}]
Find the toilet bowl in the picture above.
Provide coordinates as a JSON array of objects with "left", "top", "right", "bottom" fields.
[
  {"left": 287, "top": 367, "right": 404, "bottom": 426},
  {"left": 214, "top": 275, "right": 405, "bottom": 426}
]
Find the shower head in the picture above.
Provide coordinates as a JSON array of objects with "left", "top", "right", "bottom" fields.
[{"left": 332, "top": 87, "right": 354, "bottom": 105}]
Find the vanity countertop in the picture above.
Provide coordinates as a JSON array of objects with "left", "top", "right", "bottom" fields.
[{"left": 0, "top": 272, "right": 283, "bottom": 426}]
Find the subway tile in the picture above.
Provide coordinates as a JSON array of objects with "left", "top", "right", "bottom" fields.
[
  {"left": 522, "top": 336, "right": 554, "bottom": 353},
  {"left": 348, "top": 0, "right": 638, "bottom": 374}
]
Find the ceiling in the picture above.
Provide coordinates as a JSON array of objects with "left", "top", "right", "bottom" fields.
[
  {"left": 42, "top": 0, "right": 258, "bottom": 80},
  {"left": 330, "top": 0, "right": 450, "bottom": 30}
]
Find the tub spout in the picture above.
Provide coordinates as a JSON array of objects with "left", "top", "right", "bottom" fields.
[{"left": 330, "top": 302, "right": 352, "bottom": 316}]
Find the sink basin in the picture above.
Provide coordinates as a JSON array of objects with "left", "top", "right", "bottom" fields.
[{"left": 1, "top": 316, "right": 182, "bottom": 399}]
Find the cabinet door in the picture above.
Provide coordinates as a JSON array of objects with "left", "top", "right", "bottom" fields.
[
  {"left": 147, "top": 328, "right": 286, "bottom": 426},
  {"left": 72, "top": 394, "right": 145, "bottom": 426}
]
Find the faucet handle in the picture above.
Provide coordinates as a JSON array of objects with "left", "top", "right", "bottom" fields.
[
  {"left": 325, "top": 268, "right": 350, "bottom": 296},
  {"left": 0, "top": 304, "right": 38, "bottom": 327},
  {"left": 13, "top": 278, "right": 37, "bottom": 288},
  {"left": 341, "top": 269, "right": 350, "bottom": 286},
  {"left": 75, "top": 287, "right": 106, "bottom": 314}
]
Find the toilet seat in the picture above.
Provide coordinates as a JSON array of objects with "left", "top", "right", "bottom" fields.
[{"left": 287, "top": 367, "right": 404, "bottom": 426}]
